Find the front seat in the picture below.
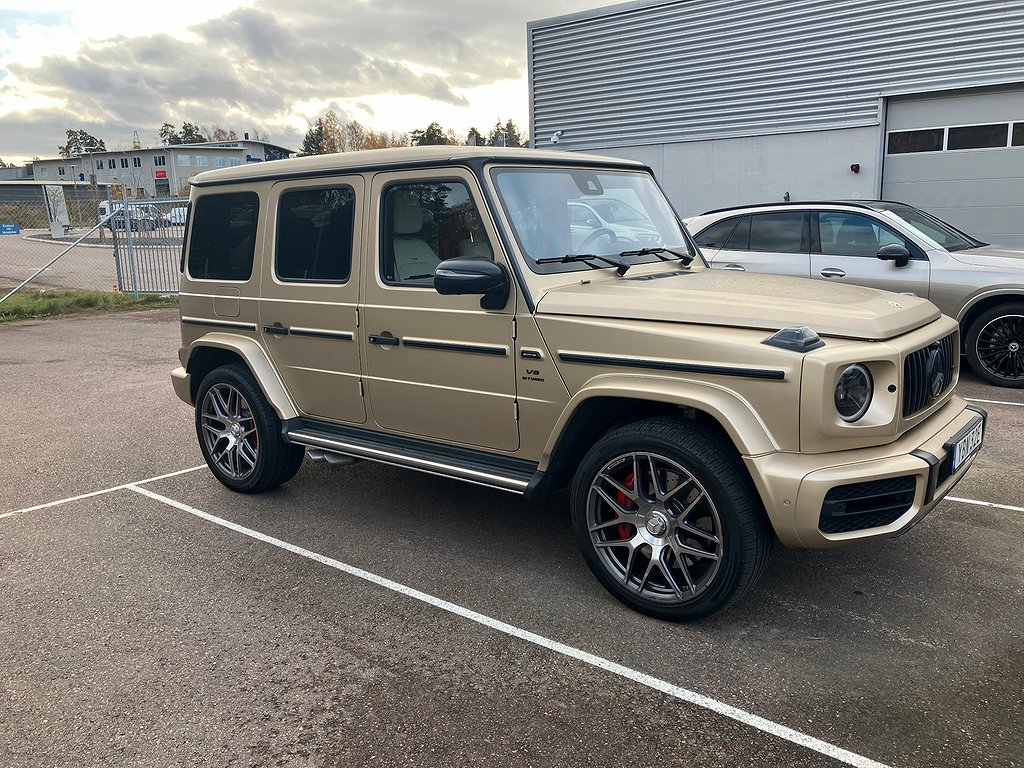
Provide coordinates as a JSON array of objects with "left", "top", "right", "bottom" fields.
[
  {"left": 835, "top": 219, "right": 879, "bottom": 257},
  {"left": 391, "top": 192, "right": 440, "bottom": 280}
]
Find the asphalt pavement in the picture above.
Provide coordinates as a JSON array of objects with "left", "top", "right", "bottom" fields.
[{"left": 1, "top": 309, "right": 1021, "bottom": 768}]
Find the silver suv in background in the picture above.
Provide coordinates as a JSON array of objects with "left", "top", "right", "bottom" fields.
[{"left": 686, "top": 201, "right": 1024, "bottom": 388}]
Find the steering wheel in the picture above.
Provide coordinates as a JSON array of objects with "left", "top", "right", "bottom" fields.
[{"left": 577, "top": 227, "right": 617, "bottom": 252}]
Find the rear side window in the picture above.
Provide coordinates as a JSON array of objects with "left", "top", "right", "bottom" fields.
[
  {"left": 276, "top": 187, "right": 355, "bottom": 283},
  {"left": 693, "top": 217, "right": 740, "bottom": 249},
  {"left": 748, "top": 212, "right": 805, "bottom": 253},
  {"left": 187, "top": 192, "right": 259, "bottom": 281}
]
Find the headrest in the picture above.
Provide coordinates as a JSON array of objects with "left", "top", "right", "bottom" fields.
[{"left": 392, "top": 191, "right": 424, "bottom": 235}]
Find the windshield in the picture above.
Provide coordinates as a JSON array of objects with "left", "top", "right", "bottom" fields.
[
  {"left": 491, "top": 167, "right": 694, "bottom": 273},
  {"left": 873, "top": 202, "right": 985, "bottom": 252}
]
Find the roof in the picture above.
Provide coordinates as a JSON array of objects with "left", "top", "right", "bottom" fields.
[
  {"left": 189, "top": 145, "right": 648, "bottom": 187},
  {"left": 32, "top": 139, "right": 294, "bottom": 163}
]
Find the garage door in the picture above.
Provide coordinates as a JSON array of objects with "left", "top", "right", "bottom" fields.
[{"left": 882, "top": 85, "right": 1024, "bottom": 247}]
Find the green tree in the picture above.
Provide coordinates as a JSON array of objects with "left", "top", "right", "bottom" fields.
[
  {"left": 159, "top": 122, "right": 180, "bottom": 145},
  {"left": 465, "top": 127, "right": 486, "bottom": 146},
  {"left": 178, "top": 122, "right": 205, "bottom": 144},
  {"left": 58, "top": 129, "right": 106, "bottom": 158},
  {"left": 299, "top": 118, "right": 326, "bottom": 156},
  {"left": 485, "top": 119, "right": 527, "bottom": 148},
  {"left": 410, "top": 121, "right": 452, "bottom": 146},
  {"left": 0, "top": 157, "right": 13, "bottom": 168}
]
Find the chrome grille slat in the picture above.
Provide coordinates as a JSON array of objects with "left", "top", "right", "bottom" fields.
[{"left": 902, "top": 331, "right": 956, "bottom": 418}]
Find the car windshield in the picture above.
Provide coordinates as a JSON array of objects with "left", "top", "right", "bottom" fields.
[
  {"left": 490, "top": 167, "right": 694, "bottom": 273},
  {"left": 873, "top": 202, "right": 985, "bottom": 251}
]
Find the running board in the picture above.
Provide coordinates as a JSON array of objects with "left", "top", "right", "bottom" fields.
[{"left": 285, "top": 420, "right": 537, "bottom": 495}]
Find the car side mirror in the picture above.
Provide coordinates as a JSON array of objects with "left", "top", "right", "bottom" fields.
[
  {"left": 434, "top": 257, "right": 511, "bottom": 310},
  {"left": 877, "top": 243, "right": 910, "bottom": 268}
]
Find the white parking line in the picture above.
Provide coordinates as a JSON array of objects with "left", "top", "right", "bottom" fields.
[
  {"left": 128, "top": 483, "right": 892, "bottom": 768},
  {"left": 964, "top": 397, "right": 1024, "bottom": 408},
  {"left": 0, "top": 465, "right": 206, "bottom": 520},
  {"left": 947, "top": 496, "right": 1024, "bottom": 514}
]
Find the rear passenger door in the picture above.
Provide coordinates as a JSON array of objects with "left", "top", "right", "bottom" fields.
[
  {"left": 259, "top": 177, "right": 366, "bottom": 424},
  {"left": 810, "top": 210, "right": 930, "bottom": 298},
  {"left": 697, "top": 212, "right": 811, "bottom": 277}
]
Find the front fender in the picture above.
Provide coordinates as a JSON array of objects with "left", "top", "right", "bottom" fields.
[
  {"left": 186, "top": 332, "right": 298, "bottom": 421},
  {"left": 539, "top": 372, "right": 780, "bottom": 470}
]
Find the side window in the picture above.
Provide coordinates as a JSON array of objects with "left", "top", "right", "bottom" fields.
[
  {"left": 570, "top": 205, "right": 598, "bottom": 227},
  {"left": 818, "top": 212, "right": 908, "bottom": 258},
  {"left": 748, "top": 212, "right": 805, "bottom": 253},
  {"left": 186, "top": 191, "right": 259, "bottom": 281},
  {"left": 693, "top": 217, "right": 740, "bottom": 249},
  {"left": 381, "top": 180, "right": 493, "bottom": 287},
  {"left": 276, "top": 187, "right": 355, "bottom": 283}
]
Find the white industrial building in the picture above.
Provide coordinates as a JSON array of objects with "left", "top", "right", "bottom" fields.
[{"left": 529, "top": 0, "right": 1024, "bottom": 245}]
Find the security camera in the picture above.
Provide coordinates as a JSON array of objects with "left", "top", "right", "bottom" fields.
[{"left": 550, "top": 130, "right": 563, "bottom": 145}]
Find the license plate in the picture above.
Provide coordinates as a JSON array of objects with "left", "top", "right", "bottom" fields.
[{"left": 949, "top": 418, "right": 984, "bottom": 473}]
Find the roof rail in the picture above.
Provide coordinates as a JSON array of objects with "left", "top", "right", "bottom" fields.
[{"left": 699, "top": 200, "right": 878, "bottom": 216}]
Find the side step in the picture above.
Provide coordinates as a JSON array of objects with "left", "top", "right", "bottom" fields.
[{"left": 285, "top": 419, "right": 538, "bottom": 495}]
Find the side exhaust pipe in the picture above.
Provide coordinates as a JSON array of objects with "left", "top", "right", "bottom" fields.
[{"left": 307, "top": 449, "right": 361, "bottom": 467}]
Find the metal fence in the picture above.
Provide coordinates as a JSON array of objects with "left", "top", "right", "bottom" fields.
[{"left": 110, "top": 199, "right": 188, "bottom": 294}]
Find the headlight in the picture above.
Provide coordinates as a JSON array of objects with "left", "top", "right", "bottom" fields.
[{"left": 835, "top": 364, "right": 873, "bottom": 422}]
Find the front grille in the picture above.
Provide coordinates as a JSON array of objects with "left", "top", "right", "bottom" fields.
[
  {"left": 819, "top": 476, "right": 917, "bottom": 534},
  {"left": 902, "top": 332, "right": 956, "bottom": 418}
]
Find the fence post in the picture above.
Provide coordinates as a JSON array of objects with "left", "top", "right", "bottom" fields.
[
  {"left": 107, "top": 186, "right": 124, "bottom": 292},
  {"left": 121, "top": 185, "right": 140, "bottom": 300}
]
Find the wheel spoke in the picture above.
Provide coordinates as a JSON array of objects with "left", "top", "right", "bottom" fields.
[
  {"left": 668, "top": 541, "right": 697, "bottom": 592},
  {"left": 593, "top": 486, "right": 637, "bottom": 518},
  {"left": 211, "top": 388, "right": 231, "bottom": 420},
  {"left": 598, "top": 472, "right": 637, "bottom": 503},
  {"left": 657, "top": 549, "right": 688, "bottom": 599},
  {"left": 621, "top": 542, "right": 638, "bottom": 586},
  {"left": 589, "top": 515, "right": 633, "bottom": 533},
  {"left": 675, "top": 491, "right": 706, "bottom": 521},
  {"left": 661, "top": 476, "right": 694, "bottom": 503},
  {"left": 678, "top": 520, "right": 721, "bottom": 544},
  {"left": 637, "top": 552, "right": 659, "bottom": 593},
  {"left": 675, "top": 539, "right": 719, "bottom": 561},
  {"left": 647, "top": 454, "right": 665, "bottom": 499},
  {"left": 237, "top": 439, "right": 258, "bottom": 469}
]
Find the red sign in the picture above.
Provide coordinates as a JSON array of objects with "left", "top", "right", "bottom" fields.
[{"left": 155, "top": 170, "right": 167, "bottom": 179}]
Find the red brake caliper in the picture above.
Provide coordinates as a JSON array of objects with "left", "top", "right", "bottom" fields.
[{"left": 614, "top": 472, "right": 635, "bottom": 540}]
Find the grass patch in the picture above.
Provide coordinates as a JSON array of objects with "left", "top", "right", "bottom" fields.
[{"left": 0, "top": 289, "right": 178, "bottom": 323}]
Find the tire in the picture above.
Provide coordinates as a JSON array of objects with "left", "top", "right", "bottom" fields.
[
  {"left": 194, "top": 364, "right": 305, "bottom": 493},
  {"left": 570, "top": 417, "right": 773, "bottom": 621},
  {"left": 965, "top": 302, "right": 1024, "bottom": 388}
]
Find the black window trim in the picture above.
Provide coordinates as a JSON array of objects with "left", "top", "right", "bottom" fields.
[
  {"left": 811, "top": 209, "right": 928, "bottom": 261},
  {"left": 273, "top": 182, "right": 357, "bottom": 286},
  {"left": 184, "top": 190, "right": 260, "bottom": 282}
]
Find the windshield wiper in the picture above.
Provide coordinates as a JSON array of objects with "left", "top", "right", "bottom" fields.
[
  {"left": 616, "top": 246, "right": 695, "bottom": 267},
  {"left": 536, "top": 253, "right": 633, "bottom": 275}
]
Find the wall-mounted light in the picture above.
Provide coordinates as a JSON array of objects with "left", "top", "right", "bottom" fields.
[
  {"left": 850, "top": 163, "right": 861, "bottom": 174},
  {"left": 550, "top": 130, "right": 564, "bottom": 145}
]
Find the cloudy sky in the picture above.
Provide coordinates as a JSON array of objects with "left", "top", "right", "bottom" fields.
[{"left": 0, "top": 0, "right": 611, "bottom": 164}]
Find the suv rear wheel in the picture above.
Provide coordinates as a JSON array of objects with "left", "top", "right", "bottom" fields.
[
  {"left": 195, "top": 364, "right": 305, "bottom": 493},
  {"left": 570, "top": 418, "right": 772, "bottom": 621},
  {"left": 966, "top": 302, "right": 1024, "bottom": 388}
]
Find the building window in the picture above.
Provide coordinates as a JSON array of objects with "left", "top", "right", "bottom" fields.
[
  {"left": 229, "top": 158, "right": 242, "bottom": 166},
  {"left": 214, "top": 156, "right": 225, "bottom": 167},
  {"left": 96, "top": 160, "right": 103, "bottom": 170},
  {"left": 118, "top": 157, "right": 128, "bottom": 168},
  {"left": 178, "top": 155, "right": 191, "bottom": 166},
  {"left": 154, "top": 155, "right": 166, "bottom": 166},
  {"left": 887, "top": 129, "right": 944, "bottom": 154},
  {"left": 58, "top": 166, "right": 66, "bottom": 176},
  {"left": 195, "top": 155, "right": 209, "bottom": 167},
  {"left": 108, "top": 159, "right": 116, "bottom": 169},
  {"left": 132, "top": 157, "right": 142, "bottom": 167},
  {"left": 1011, "top": 123, "right": 1024, "bottom": 147},
  {"left": 947, "top": 123, "right": 1009, "bottom": 151},
  {"left": 39, "top": 167, "right": 48, "bottom": 178},
  {"left": 136, "top": 187, "right": 145, "bottom": 197}
]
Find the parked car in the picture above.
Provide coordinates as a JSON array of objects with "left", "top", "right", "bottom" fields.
[
  {"left": 568, "top": 198, "right": 660, "bottom": 249},
  {"left": 102, "top": 203, "right": 167, "bottom": 231},
  {"left": 687, "top": 201, "right": 1024, "bottom": 387},
  {"left": 168, "top": 206, "right": 189, "bottom": 226},
  {"left": 170, "top": 147, "right": 984, "bottom": 621}
]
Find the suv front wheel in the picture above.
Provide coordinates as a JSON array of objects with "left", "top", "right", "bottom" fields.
[
  {"left": 195, "top": 364, "right": 305, "bottom": 493},
  {"left": 570, "top": 418, "right": 773, "bottom": 621}
]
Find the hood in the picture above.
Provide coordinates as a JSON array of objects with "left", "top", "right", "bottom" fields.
[
  {"left": 949, "top": 244, "right": 1024, "bottom": 269},
  {"left": 535, "top": 268, "right": 940, "bottom": 341}
]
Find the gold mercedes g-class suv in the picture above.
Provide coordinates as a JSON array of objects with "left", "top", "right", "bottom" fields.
[{"left": 171, "top": 146, "right": 985, "bottom": 620}]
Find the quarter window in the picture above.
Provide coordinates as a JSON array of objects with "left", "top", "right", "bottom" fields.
[
  {"left": 887, "top": 129, "right": 944, "bottom": 154},
  {"left": 947, "top": 123, "right": 1008, "bottom": 150},
  {"left": 693, "top": 217, "right": 741, "bottom": 249},
  {"left": 748, "top": 212, "right": 805, "bottom": 253},
  {"left": 817, "top": 212, "right": 907, "bottom": 258},
  {"left": 186, "top": 191, "right": 259, "bottom": 281},
  {"left": 380, "top": 180, "right": 492, "bottom": 287},
  {"left": 276, "top": 187, "right": 355, "bottom": 283}
]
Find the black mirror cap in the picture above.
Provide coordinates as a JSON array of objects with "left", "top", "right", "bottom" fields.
[
  {"left": 434, "top": 257, "right": 510, "bottom": 310},
  {"left": 877, "top": 243, "right": 910, "bottom": 267}
]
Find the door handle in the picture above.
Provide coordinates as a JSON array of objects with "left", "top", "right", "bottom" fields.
[
  {"left": 368, "top": 333, "right": 400, "bottom": 347},
  {"left": 722, "top": 264, "right": 746, "bottom": 272},
  {"left": 263, "top": 324, "right": 288, "bottom": 335},
  {"left": 819, "top": 267, "right": 846, "bottom": 278}
]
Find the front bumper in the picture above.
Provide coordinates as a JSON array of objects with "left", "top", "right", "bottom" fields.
[
  {"left": 747, "top": 396, "right": 986, "bottom": 548},
  {"left": 171, "top": 366, "right": 193, "bottom": 406}
]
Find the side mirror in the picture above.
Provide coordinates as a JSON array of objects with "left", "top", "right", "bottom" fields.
[
  {"left": 434, "top": 257, "right": 510, "bottom": 310},
  {"left": 877, "top": 243, "right": 910, "bottom": 268}
]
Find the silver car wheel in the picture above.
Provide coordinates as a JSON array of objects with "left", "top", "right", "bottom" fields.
[
  {"left": 976, "top": 313, "right": 1024, "bottom": 382},
  {"left": 200, "top": 383, "right": 259, "bottom": 480},
  {"left": 586, "top": 451, "right": 723, "bottom": 605}
]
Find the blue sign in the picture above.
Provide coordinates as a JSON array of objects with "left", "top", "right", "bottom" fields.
[{"left": 0, "top": 223, "right": 20, "bottom": 235}]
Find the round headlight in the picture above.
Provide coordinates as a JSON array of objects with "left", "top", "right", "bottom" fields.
[{"left": 835, "top": 364, "right": 873, "bottom": 422}]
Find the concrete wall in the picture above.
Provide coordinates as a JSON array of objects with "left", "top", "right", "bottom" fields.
[{"left": 593, "top": 126, "right": 880, "bottom": 217}]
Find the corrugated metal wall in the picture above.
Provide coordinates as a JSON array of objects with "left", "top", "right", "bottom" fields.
[{"left": 529, "top": 0, "right": 1024, "bottom": 150}]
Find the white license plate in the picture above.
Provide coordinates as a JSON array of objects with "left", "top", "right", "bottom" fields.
[{"left": 950, "top": 419, "right": 984, "bottom": 473}]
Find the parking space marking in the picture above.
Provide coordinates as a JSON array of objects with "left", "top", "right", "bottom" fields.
[
  {"left": 964, "top": 397, "right": 1024, "bottom": 408},
  {"left": 947, "top": 496, "right": 1024, "bottom": 514},
  {"left": 0, "top": 465, "right": 206, "bottom": 520},
  {"left": 128, "top": 483, "right": 891, "bottom": 768}
]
